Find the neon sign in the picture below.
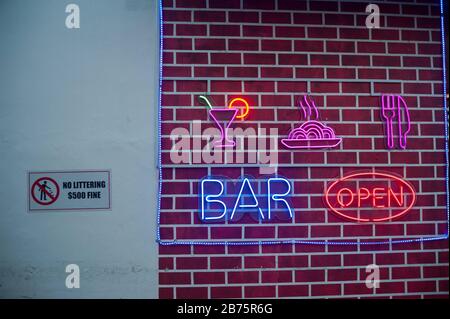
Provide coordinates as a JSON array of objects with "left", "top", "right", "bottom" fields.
[
  {"left": 200, "top": 177, "right": 293, "bottom": 222},
  {"left": 381, "top": 94, "right": 411, "bottom": 150},
  {"left": 281, "top": 95, "right": 342, "bottom": 149},
  {"left": 198, "top": 95, "right": 250, "bottom": 148},
  {"left": 325, "top": 172, "right": 416, "bottom": 222}
]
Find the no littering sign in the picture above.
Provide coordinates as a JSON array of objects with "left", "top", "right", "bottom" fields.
[{"left": 28, "top": 170, "right": 111, "bottom": 211}]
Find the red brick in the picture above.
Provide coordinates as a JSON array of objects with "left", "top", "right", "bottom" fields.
[
  {"left": 176, "top": 52, "right": 208, "bottom": 64},
  {"left": 262, "top": 40, "right": 292, "bottom": 51},
  {"left": 344, "top": 225, "right": 373, "bottom": 237},
  {"left": 211, "top": 257, "right": 242, "bottom": 269},
  {"left": 375, "top": 224, "right": 405, "bottom": 236},
  {"left": 310, "top": 54, "right": 339, "bottom": 65},
  {"left": 387, "top": 16, "right": 415, "bottom": 28},
  {"left": 292, "top": 11, "right": 322, "bottom": 25},
  {"left": 376, "top": 253, "right": 405, "bottom": 265},
  {"left": 176, "top": 24, "right": 206, "bottom": 36},
  {"left": 312, "top": 284, "right": 341, "bottom": 296},
  {"left": 276, "top": 81, "right": 307, "bottom": 93},
  {"left": 328, "top": 269, "right": 357, "bottom": 281},
  {"left": 373, "top": 82, "right": 401, "bottom": 93},
  {"left": 296, "top": 67, "right": 325, "bottom": 78},
  {"left": 195, "top": 38, "right": 226, "bottom": 50},
  {"left": 424, "top": 266, "right": 449, "bottom": 279},
  {"left": 228, "top": 271, "right": 259, "bottom": 283},
  {"left": 244, "top": 285, "right": 276, "bottom": 298},
  {"left": 373, "top": 56, "right": 401, "bottom": 67},
  {"left": 261, "top": 67, "right": 293, "bottom": 78},
  {"left": 344, "top": 253, "right": 373, "bottom": 266},
  {"left": 262, "top": 244, "right": 293, "bottom": 254},
  {"left": 342, "top": 54, "right": 370, "bottom": 66},
  {"left": 176, "top": 227, "right": 208, "bottom": 240},
  {"left": 294, "top": 40, "right": 324, "bottom": 52},
  {"left": 419, "top": 70, "right": 442, "bottom": 81},
  {"left": 278, "top": 0, "right": 307, "bottom": 10},
  {"left": 278, "top": 226, "right": 308, "bottom": 238},
  {"left": 372, "top": 29, "right": 399, "bottom": 40},
  {"left": 342, "top": 82, "right": 370, "bottom": 93},
  {"left": 211, "top": 53, "right": 241, "bottom": 64},
  {"left": 244, "top": 81, "right": 275, "bottom": 92},
  {"left": 209, "top": 0, "right": 240, "bottom": 9},
  {"left": 389, "top": 69, "right": 417, "bottom": 81},
  {"left": 159, "top": 272, "right": 190, "bottom": 285},
  {"left": 340, "top": 28, "right": 369, "bottom": 39},
  {"left": 243, "top": 0, "right": 274, "bottom": 10},
  {"left": 159, "top": 257, "right": 174, "bottom": 270},
  {"left": 245, "top": 256, "right": 275, "bottom": 268},
  {"left": 262, "top": 12, "right": 291, "bottom": 24},
  {"left": 244, "top": 226, "right": 275, "bottom": 238},
  {"left": 311, "top": 255, "right": 341, "bottom": 267},
  {"left": 163, "top": 66, "right": 191, "bottom": 77},
  {"left": 211, "top": 227, "right": 241, "bottom": 239},
  {"left": 163, "top": 23, "right": 173, "bottom": 35},
  {"left": 243, "top": 25, "right": 273, "bottom": 37},
  {"left": 194, "top": 66, "right": 224, "bottom": 77},
  {"left": 211, "top": 286, "right": 242, "bottom": 298},
  {"left": 228, "top": 39, "right": 259, "bottom": 51},
  {"left": 326, "top": 41, "right": 355, "bottom": 52},
  {"left": 164, "top": 38, "right": 192, "bottom": 50},
  {"left": 227, "top": 67, "right": 258, "bottom": 77},
  {"left": 357, "top": 42, "right": 385, "bottom": 53},
  {"left": 295, "top": 269, "right": 324, "bottom": 282},
  {"left": 418, "top": 43, "right": 441, "bottom": 55},
  {"left": 311, "top": 81, "right": 339, "bottom": 93},
  {"left": 403, "top": 56, "right": 431, "bottom": 67},
  {"left": 176, "top": 287, "right": 208, "bottom": 299},
  {"left": 417, "top": 17, "right": 440, "bottom": 29},
  {"left": 278, "top": 285, "right": 308, "bottom": 297},
  {"left": 392, "top": 266, "right": 421, "bottom": 279},
  {"left": 162, "top": 51, "right": 173, "bottom": 64},
  {"left": 262, "top": 270, "right": 292, "bottom": 283},
  {"left": 243, "top": 53, "right": 275, "bottom": 65},
  {"left": 163, "top": 10, "right": 191, "bottom": 22},
  {"left": 388, "top": 43, "right": 416, "bottom": 54},
  {"left": 325, "top": 13, "right": 355, "bottom": 26},
  {"left": 159, "top": 287, "right": 173, "bottom": 299},
  {"left": 194, "top": 272, "right": 225, "bottom": 284},
  {"left": 407, "top": 224, "right": 436, "bottom": 236},
  {"left": 407, "top": 281, "right": 437, "bottom": 293},
  {"left": 194, "top": 10, "right": 225, "bottom": 22},
  {"left": 176, "top": 80, "right": 207, "bottom": 92},
  {"left": 404, "top": 83, "right": 432, "bottom": 94},
  {"left": 210, "top": 24, "right": 240, "bottom": 36},
  {"left": 308, "top": 27, "right": 337, "bottom": 39},
  {"left": 358, "top": 68, "right": 386, "bottom": 79},
  {"left": 193, "top": 245, "right": 225, "bottom": 255},
  {"left": 278, "top": 54, "right": 307, "bottom": 65},
  {"left": 309, "top": 0, "right": 336, "bottom": 10},
  {"left": 276, "top": 26, "right": 305, "bottom": 38},
  {"left": 401, "top": 30, "right": 429, "bottom": 41},
  {"left": 228, "top": 11, "right": 259, "bottom": 23},
  {"left": 279, "top": 255, "right": 308, "bottom": 268},
  {"left": 211, "top": 80, "right": 242, "bottom": 92}
]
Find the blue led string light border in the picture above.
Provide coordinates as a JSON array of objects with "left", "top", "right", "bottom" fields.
[{"left": 156, "top": 0, "right": 449, "bottom": 246}]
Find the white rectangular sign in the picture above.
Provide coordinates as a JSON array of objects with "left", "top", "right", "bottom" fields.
[{"left": 28, "top": 170, "right": 111, "bottom": 211}]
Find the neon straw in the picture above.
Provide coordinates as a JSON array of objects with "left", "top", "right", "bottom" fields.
[{"left": 199, "top": 95, "right": 213, "bottom": 110}]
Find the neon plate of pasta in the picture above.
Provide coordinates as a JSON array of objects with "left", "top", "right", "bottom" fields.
[{"left": 281, "top": 120, "right": 342, "bottom": 149}]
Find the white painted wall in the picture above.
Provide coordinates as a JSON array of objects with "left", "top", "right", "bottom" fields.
[{"left": 0, "top": 0, "right": 160, "bottom": 298}]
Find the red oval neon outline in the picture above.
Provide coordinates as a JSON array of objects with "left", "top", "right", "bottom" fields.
[{"left": 325, "top": 172, "right": 416, "bottom": 222}]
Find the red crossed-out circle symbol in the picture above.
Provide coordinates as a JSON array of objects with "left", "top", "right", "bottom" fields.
[{"left": 31, "top": 177, "right": 60, "bottom": 205}]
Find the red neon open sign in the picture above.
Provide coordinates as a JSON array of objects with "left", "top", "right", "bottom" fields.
[{"left": 325, "top": 172, "right": 416, "bottom": 222}]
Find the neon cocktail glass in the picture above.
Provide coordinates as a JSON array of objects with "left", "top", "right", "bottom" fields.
[{"left": 209, "top": 108, "right": 238, "bottom": 148}]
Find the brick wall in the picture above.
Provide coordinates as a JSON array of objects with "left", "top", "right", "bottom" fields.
[{"left": 159, "top": 0, "right": 449, "bottom": 298}]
